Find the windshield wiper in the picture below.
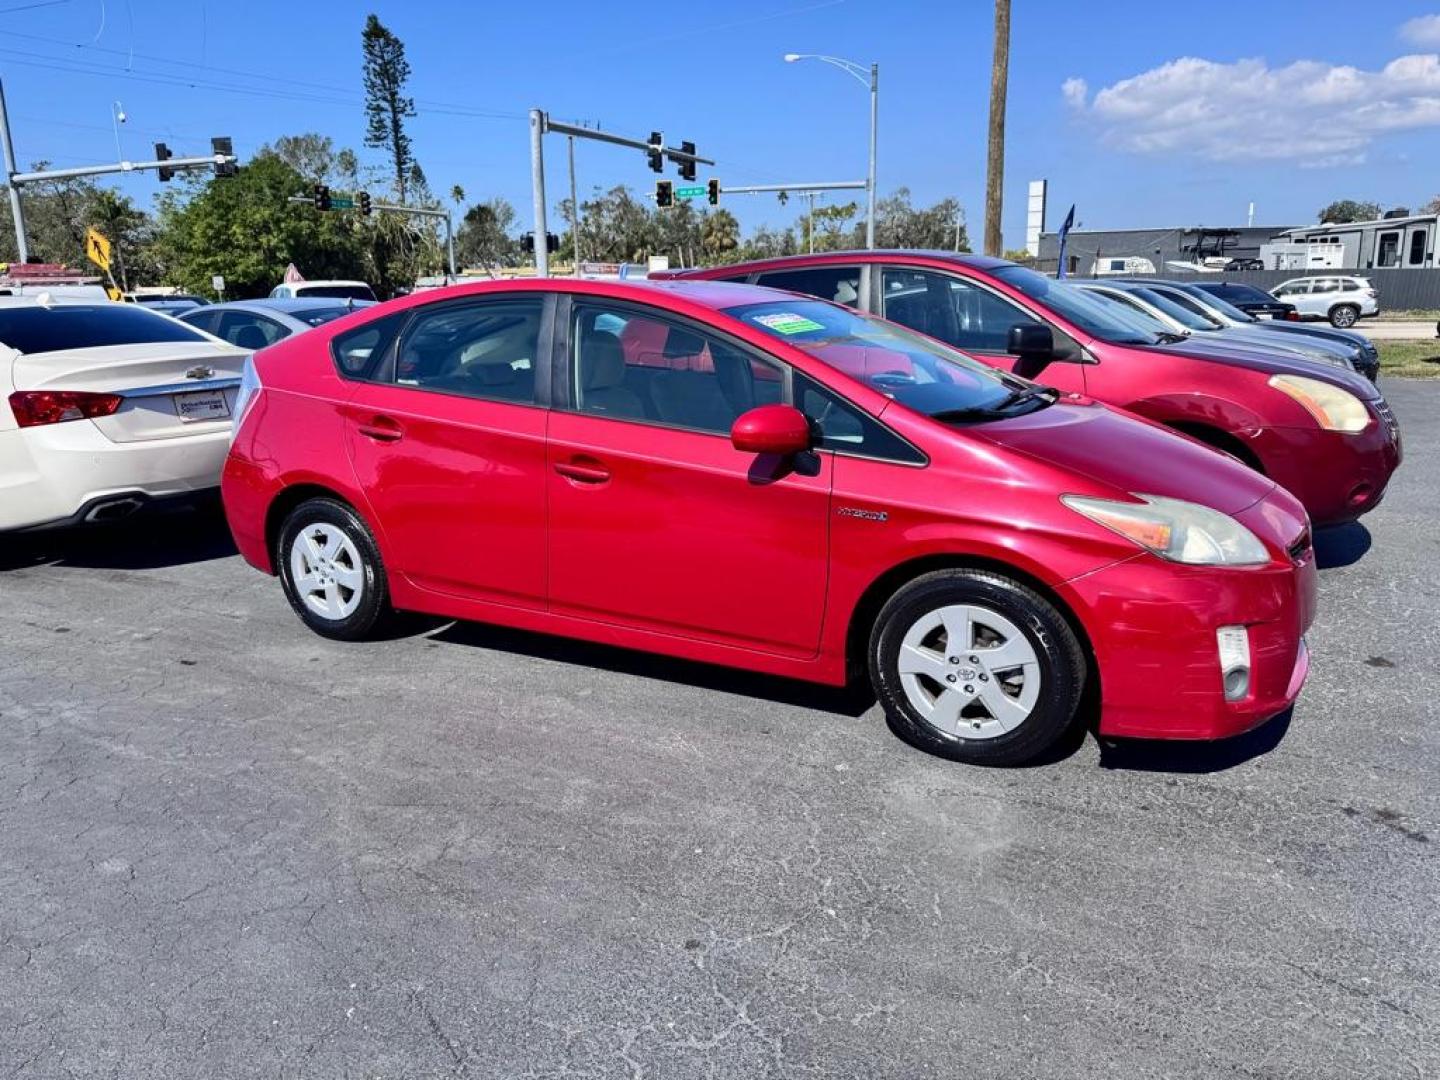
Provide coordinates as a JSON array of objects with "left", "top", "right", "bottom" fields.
[
  {"left": 1154, "top": 331, "right": 1189, "bottom": 344},
  {"left": 931, "top": 385, "right": 1059, "bottom": 423}
]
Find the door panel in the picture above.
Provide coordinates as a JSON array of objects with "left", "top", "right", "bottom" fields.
[
  {"left": 546, "top": 413, "right": 832, "bottom": 655},
  {"left": 342, "top": 297, "right": 549, "bottom": 607}
]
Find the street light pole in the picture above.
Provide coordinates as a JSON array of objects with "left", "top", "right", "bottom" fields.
[
  {"left": 0, "top": 77, "right": 31, "bottom": 263},
  {"left": 785, "top": 53, "right": 878, "bottom": 249}
]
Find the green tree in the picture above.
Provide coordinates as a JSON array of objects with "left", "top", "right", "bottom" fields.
[
  {"left": 152, "top": 152, "right": 368, "bottom": 298},
  {"left": 868, "top": 188, "right": 968, "bottom": 250},
  {"left": 362, "top": 14, "right": 418, "bottom": 202},
  {"left": 700, "top": 209, "right": 740, "bottom": 263},
  {"left": 1318, "top": 199, "right": 1381, "bottom": 224},
  {"left": 268, "top": 133, "right": 341, "bottom": 184},
  {"left": 455, "top": 197, "right": 518, "bottom": 270}
]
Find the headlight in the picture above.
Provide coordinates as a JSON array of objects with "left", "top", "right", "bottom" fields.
[
  {"left": 1062, "top": 493, "right": 1270, "bottom": 566},
  {"left": 1268, "top": 374, "right": 1370, "bottom": 433}
]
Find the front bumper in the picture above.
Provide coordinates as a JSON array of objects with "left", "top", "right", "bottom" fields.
[
  {"left": 1251, "top": 406, "right": 1401, "bottom": 526},
  {"left": 1064, "top": 504, "right": 1316, "bottom": 741},
  {"left": 0, "top": 420, "right": 231, "bottom": 532}
]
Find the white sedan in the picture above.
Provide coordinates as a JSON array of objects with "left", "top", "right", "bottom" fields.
[{"left": 1, "top": 294, "right": 248, "bottom": 531}]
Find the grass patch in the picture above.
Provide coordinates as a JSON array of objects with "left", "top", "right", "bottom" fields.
[
  {"left": 1378, "top": 339, "right": 1440, "bottom": 377},
  {"left": 1377, "top": 309, "right": 1440, "bottom": 322}
]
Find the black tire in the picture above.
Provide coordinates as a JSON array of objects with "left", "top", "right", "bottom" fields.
[
  {"left": 276, "top": 497, "right": 391, "bottom": 641},
  {"left": 868, "top": 569, "right": 1086, "bottom": 766},
  {"left": 1329, "top": 304, "right": 1359, "bottom": 328}
]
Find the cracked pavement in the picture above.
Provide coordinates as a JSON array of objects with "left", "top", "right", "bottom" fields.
[{"left": 0, "top": 381, "right": 1436, "bottom": 1079}]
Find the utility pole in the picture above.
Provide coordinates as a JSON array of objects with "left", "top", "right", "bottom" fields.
[
  {"left": 1, "top": 78, "right": 31, "bottom": 263},
  {"left": 567, "top": 132, "right": 581, "bottom": 276},
  {"left": 984, "top": 0, "right": 1011, "bottom": 257}
]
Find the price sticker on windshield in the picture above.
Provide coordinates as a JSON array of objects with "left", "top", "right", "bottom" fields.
[{"left": 755, "top": 312, "right": 824, "bottom": 335}]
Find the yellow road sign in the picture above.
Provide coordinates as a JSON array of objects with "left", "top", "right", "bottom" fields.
[{"left": 85, "top": 228, "right": 112, "bottom": 272}]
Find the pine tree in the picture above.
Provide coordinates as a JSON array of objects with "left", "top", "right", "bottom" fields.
[{"left": 361, "top": 14, "right": 418, "bottom": 202}]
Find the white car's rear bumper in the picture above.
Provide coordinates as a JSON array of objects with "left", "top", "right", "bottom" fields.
[{"left": 0, "top": 420, "right": 231, "bottom": 531}]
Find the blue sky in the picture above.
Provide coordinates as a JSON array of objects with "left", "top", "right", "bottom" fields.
[{"left": 4, "top": 0, "right": 1440, "bottom": 246}]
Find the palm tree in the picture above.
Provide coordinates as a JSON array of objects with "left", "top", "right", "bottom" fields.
[
  {"left": 450, "top": 184, "right": 465, "bottom": 207},
  {"left": 701, "top": 209, "right": 740, "bottom": 262}
]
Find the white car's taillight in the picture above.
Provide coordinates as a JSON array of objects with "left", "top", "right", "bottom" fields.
[
  {"left": 9, "top": 389, "right": 123, "bottom": 428},
  {"left": 232, "top": 356, "right": 263, "bottom": 435}
]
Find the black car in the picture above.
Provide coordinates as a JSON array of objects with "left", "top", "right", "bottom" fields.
[{"left": 1190, "top": 281, "right": 1296, "bottom": 320}]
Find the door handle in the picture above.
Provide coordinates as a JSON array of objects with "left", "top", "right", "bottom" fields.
[
  {"left": 357, "top": 415, "right": 403, "bottom": 443},
  {"left": 554, "top": 459, "right": 611, "bottom": 484}
]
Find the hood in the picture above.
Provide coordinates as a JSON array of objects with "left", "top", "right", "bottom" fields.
[
  {"left": 1251, "top": 320, "right": 1373, "bottom": 352},
  {"left": 1150, "top": 335, "right": 1378, "bottom": 399},
  {"left": 1206, "top": 326, "right": 1356, "bottom": 362},
  {"left": 968, "top": 398, "right": 1276, "bottom": 516}
]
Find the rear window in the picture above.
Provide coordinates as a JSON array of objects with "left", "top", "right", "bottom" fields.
[
  {"left": 0, "top": 304, "right": 208, "bottom": 355},
  {"left": 299, "top": 284, "right": 377, "bottom": 301},
  {"left": 295, "top": 306, "right": 358, "bottom": 327}
]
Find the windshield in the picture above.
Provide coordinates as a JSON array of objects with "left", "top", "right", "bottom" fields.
[
  {"left": 1084, "top": 289, "right": 1175, "bottom": 336},
  {"left": 724, "top": 298, "right": 1054, "bottom": 422},
  {"left": 990, "top": 265, "right": 1160, "bottom": 345},
  {"left": 1133, "top": 287, "right": 1222, "bottom": 331},
  {"left": 0, "top": 304, "right": 209, "bottom": 354},
  {"left": 1173, "top": 285, "right": 1255, "bottom": 323},
  {"left": 299, "top": 284, "right": 376, "bottom": 301}
]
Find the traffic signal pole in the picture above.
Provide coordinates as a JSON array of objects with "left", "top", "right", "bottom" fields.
[
  {"left": 0, "top": 78, "right": 29, "bottom": 263},
  {"left": 527, "top": 109, "right": 715, "bottom": 277},
  {"left": 287, "top": 194, "right": 457, "bottom": 280}
]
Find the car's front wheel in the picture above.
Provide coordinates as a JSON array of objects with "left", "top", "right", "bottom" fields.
[
  {"left": 277, "top": 497, "right": 391, "bottom": 640},
  {"left": 1329, "top": 304, "right": 1359, "bottom": 328},
  {"left": 869, "top": 570, "right": 1087, "bottom": 766}
]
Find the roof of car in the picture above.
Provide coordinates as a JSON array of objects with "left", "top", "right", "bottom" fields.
[
  {"left": 203, "top": 297, "right": 376, "bottom": 313},
  {"left": 0, "top": 294, "right": 111, "bottom": 309},
  {"left": 669, "top": 250, "right": 1017, "bottom": 276}
]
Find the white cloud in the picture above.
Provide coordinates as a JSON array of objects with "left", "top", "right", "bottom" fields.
[
  {"left": 1401, "top": 13, "right": 1440, "bottom": 46},
  {"left": 1063, "top": 53, "right": 1440, "bottom": 166}
]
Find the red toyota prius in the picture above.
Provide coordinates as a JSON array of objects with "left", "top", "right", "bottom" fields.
[
  {"left": 222, "top": 279, "right": 1316, "bottom": 766},
  {"left": 661, "top": 253, "right": 1401, "bottom": 527}
]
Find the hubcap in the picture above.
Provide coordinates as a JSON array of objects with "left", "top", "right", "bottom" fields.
[
  {"left": 289, "top": 523, "right": 364, "bottom": 621},
  {"left": 895, "top": 604, "right": 1042, "bottom": 740}
]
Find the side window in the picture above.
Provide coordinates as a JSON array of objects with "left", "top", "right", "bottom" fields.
[
  {"left": 753, "top": 266, "right": 862, "bottom": 308},
  {"left": 794, "top": 372, "right": 923, "bottom": 464},
  {"left": 181, "top": 310, "right": 219, "bottom": 335},
  {"left": 572, "top": 304, "right": 782, "bottom": 434},
  {"left": 332, "top": 311, "right": 409, "bottom": 380},
  {"left": 216, "top": 312, "right": 287, "bottom": 349},
  {"left": 392, "top": 299, "right": 542, "bottom": 404},
  {"left": 1310, "top": 279, "right": 1338, "bottom": 295},
  {"left": 1283, "top": 280, "right": 1310, "bottom": 295},
  {"left": 1377, "top": 232, "right": 1401, "bottom": 267},
  {"left": 882, "top": 268, "right": 1041, "bottom": 352},
  {"left": 1407, "top": 231, "right": 1427, "bottom": 266}
]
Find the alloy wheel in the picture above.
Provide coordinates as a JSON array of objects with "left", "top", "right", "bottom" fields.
[{"left": 289, "top": 522, "right": 364, "bottom": 621}]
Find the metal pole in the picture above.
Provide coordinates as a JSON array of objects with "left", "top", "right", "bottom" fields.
[
  {"left": 807, "top": 192, "right": 815, "bottom": 253},
  {"left": 445, "top": 210, "right": 456, "bottom": 280},
  {"left": 568, "top": 133, "right": 581, "bottom": 276},
  {"left": 529, "top": 108, "right": 549, "bottom": 277},
  {"left": 866, "top": 62, "right": 878, "bottom": 249},
  {"left": 0, "top": 78, "right": 31, "bottom": 263}
]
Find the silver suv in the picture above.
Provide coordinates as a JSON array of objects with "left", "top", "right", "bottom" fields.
[{"left": 1271, "top": 276, "right": 1379, "bottom": 328}]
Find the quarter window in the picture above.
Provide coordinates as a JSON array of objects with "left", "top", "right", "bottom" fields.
[
  {"left": 215, "top": 311, "right": 288, "bottom": 349},
  {"left": 393, "top": 299, "right": 542, "bottom": 404},
  {"left": 571, "top": 304, "right": 782, "bottom": 434},
  {"left": 793, "top": 371, "right": 923, "bottom": 463},
  {"left": 332, "top": 311, "right": 407, "bottom": 380}
]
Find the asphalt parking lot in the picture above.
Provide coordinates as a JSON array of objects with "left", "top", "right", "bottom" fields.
[{"left": 2, "top": 383, "right": 1437, "bottom": 1080}]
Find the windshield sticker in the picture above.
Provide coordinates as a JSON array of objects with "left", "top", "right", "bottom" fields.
[{"left": 755, "top": 312, "right": 824, "bottom": 335}]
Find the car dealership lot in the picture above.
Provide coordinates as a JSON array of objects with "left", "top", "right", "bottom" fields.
[{"left": 1, "top": 386, "right": 1436, "bottom": 1079}]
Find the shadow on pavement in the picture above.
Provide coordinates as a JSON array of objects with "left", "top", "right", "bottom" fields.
[
  {"left": 0, "top": 499, "right": 237, "bottom": 573},
  {"left": 1314, "top": 522, "right": 1372, "bottom": 569},
  {"left": 1096, "top": 708, "right": 1293, "bottom": 774},
  {"left": 428, "top": 619, "right": 878, "bottom": 718}
]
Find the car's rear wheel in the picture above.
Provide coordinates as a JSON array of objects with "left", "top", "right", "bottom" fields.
[
  {"left": 277, "top": 497, "right": 390, "bottom": 640},
  {"left": 869, "top": 570, "right": 1086, "bottom": 766},
  {"left": 1329, "top": 304, "right": 1359, "bottom": 328}
]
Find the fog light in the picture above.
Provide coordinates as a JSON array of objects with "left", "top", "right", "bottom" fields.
[{"left": 1217, "top": 625, "right": 1251, "bottom": 701}]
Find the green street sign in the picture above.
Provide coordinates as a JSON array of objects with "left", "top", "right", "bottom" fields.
[
  {"left": 675, "top": 186, "right": 705, "bottom": 199},
  {"left": 330, "top": 196, "right": 355, "bottom": 210}
]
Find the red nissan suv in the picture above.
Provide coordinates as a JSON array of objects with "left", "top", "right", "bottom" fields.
[
  {"left": 662, "top": 253, "right": 1400, "bottom": 526},
  {"left": 222, "top": 279, "right": 1315, "bottom": 766}
]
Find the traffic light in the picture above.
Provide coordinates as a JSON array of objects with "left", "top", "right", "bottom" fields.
[
  {"left": 546, "top": 233, "right": 560, "bottom": 254},
  {"left": 520, "top": 232, "right": 535, "bottom": 254},
  {"left": 313, "top": 184, "right": 331, "bottom": 212},
  {"left": 655, "top": 180, "right": 673, "bottom": 208},
  {"left": 211, "top": 136, "right": 237, "bottom": 177},
  {"left": 155, "top": 143, "right": 174, "bottom": 182},
  {"left": 707, "top": 178, "right": 720, "bottom": 206},
  {"left": 358, "top": 191, "right": 372, "bottom": 216},
  {"left": 647, "top": 131, "right": 664, "bottom": 173},
  {"left": 678, "top": 141, "right": 697, "bottom": 182}
]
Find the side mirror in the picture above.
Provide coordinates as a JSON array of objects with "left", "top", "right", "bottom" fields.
[
  {"left": 1007, "top": 323, "right": 1056, "bottom": 379},
  {"left": 731, "top": 404, "right": 811, "bottom": 456}
]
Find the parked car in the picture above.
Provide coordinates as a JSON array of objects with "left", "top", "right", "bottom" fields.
[
  {"left": 1075, "top": 279, "right": 1373, "bottom": 378},
  {"left": 223, "top": 278, "right": 1319, "bottom": 766},
  {"left": 0, "top": 295, "right": 246, "bottom": 531},
  {"left": 268, "top": 279, "right": 377, "bottom": 302},
  {"left": 179, "top": 297, "right": 375, "bottom": 349},
  {"left": 126, "top": 293, "right": 209, "bottom": 307},
  {"left": 1268, "top": 276, "right": 1380, "bottom": 328},
  {"left": 1188, "top": 281, "right": 1297, "bottom": 321},
  {"left": 1119, "top": 279, "right": 1381, "bottom": 382},
  {"left": 661, "top": 253, "right": 1400, "bottom": 525}
]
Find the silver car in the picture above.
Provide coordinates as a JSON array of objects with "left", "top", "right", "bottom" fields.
[
  {"left": 1270, "top": 276, "right": 1379, "bottom": 328},
  {"left": 177, "top": 297, "right": 374, "bottom": 350}
]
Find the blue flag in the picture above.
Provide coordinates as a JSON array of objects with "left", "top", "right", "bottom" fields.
[{"left": 1055, "top": 204, "right": 1076, "bottom": 279}]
